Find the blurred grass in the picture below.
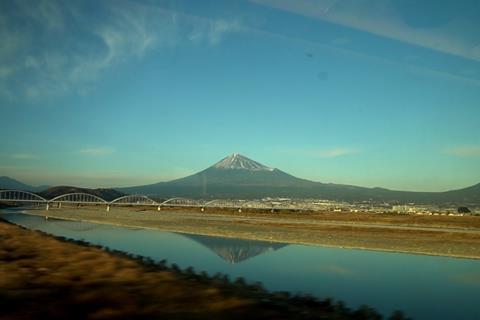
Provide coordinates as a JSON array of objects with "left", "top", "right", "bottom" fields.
[{"left": 0, "top": 218, "right": 408, "bottom": 319}]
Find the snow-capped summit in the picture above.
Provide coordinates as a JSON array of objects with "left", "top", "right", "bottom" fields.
[{"left": 212, "top": 153, "right": 274, "bottom": 171}]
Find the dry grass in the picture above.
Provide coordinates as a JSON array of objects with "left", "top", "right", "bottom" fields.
[{"left": 109, "top": 205, "right": 480, "bottom": 229}]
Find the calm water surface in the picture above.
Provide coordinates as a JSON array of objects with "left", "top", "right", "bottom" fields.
[{"left": 2, "top": 210, "right": 479, "bottom": 320}]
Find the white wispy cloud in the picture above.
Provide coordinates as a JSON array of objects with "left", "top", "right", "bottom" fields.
[
  {"left": 78, "top": 147, "right": 115, "bottom": 156},
  {"left": 237, "top": 9, "right": 480, "bottom": 88},
  {"left": 10, "top": 153, "right": 38, "bottom": 160},
  {"left": 275, "top": 146, "right": 360, "bottom": 158},
  {"left": 0, "top": 0, "right": 243, "bottom": 101},
  {"left": 252, "top": 0, "right": 480, "bottom": 62},
  {"left": 445, "top": 146, "right": 480, "bottom": 157},
  {"left": 315, "top": 148, "right": 358, "bottom": 158},
  {"left": 207, "top": 20, "right": 243, "bottom": 45}
]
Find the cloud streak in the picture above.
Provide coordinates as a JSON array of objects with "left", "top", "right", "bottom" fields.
[
  {"left": 276, "top": 146, "right": 360, "bottom": 158},
  {"left": 10, "top": 153, "right": 38, "bottom": 160},
  {"left": 445, "top": 146, "right": 480, "bottom": 157},
  {"left": 2, "top": 0, "right": 478, "bottom": 103},
  {"left": 78, "top": 147, "right": 115, "bottom": 156},
  {"left": 316, "top": 148, "right": 358, "bottom": 158},
  {"left": 0, "top": 0, "right": 243, "bottom": 101},
  {"left": 234, "top": 7, "right": 480, "bottom": 89},
  {"left": 252, "top": 0, "right": 480, "bottom": 62}
]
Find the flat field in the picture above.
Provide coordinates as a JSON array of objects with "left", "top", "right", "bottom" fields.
[{"left": 24, "top": 206, "right": 480, "bottom": 259}]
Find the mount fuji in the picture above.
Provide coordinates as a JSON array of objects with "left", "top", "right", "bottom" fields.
[
  {"left": 117, "top": 153, "right": 480, "bottom": 204},
  {"left": 118, "top": 153, "right": 317, "bottom": 198}
]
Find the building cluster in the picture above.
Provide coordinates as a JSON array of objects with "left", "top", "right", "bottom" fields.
[{"left": 260, "top": 197, "right": 480, "bottom": 216}]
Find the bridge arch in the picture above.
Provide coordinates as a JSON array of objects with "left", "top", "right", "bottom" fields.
[
  {"left": 159, "top": 197, "right": 204, "bottom": 207},
  {"left": 160, "top": 197, "right": 186, "bottom": 205},
  {"left": 203, "top": 199, "right": 220, "bottom": 207},
  {"left": 0, "top": 190, "right": 47, "bottom": 202},
  {"left": 49, "top": 193, "right": 108, "bottom": 204},
  {"left": 110, "top": 195, "right": 158, "bottom": 206}
]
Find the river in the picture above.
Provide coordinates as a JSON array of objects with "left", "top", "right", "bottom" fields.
[{"left": 2, "top": 210, "right": 479, "bottom": 319}]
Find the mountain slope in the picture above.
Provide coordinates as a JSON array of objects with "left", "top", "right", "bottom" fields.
[
  {"left": 118, "top": 153, "right": 319, "bottom": 198},
  {"left": 117, "top": 154, "right": 480, "bottom": 204},
  {"left": 119, "top": 153, "right": 395, "bottom": 199},
  {"left": 0, "top": 176, "right": 48, "bottom": 192},
  {"left": 212, "top": 153, "right": 274, "bottom": 171},
  {"left": 438, "top": 183, "right": 480, "bottom": 203}
]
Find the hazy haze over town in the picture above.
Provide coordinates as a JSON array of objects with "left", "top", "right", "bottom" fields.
[{"left": 1, "top": 0, "right": 479, "bottom": 192}]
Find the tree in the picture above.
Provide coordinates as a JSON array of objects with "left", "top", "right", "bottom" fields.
[{"left": 458, "top": 207, "right": 471, "bottom": 213}]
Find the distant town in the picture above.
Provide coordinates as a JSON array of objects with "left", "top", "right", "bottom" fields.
[{"left": 255, "top": 197, "right": 480, "bottom": 216}]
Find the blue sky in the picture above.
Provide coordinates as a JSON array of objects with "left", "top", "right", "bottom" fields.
[{"left": 1, "top": 0, "right": 479, "bottom": 191}]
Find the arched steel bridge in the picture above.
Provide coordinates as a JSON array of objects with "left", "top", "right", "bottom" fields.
[{"left": 0, "top": 190, "right": 312, "bottom": 212}]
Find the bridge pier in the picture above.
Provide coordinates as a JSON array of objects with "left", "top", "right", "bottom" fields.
[
  {"left": 46, "top": 203, "right": 49, "bottom": 211},
  {"left": 157, "top": 206, "right": 161, "bottom": 211},
  {"left": 58, "top": 202, "right": 62, "bottom": 209},
  {"left": 238, "top": 208, "right": 242, "bottom": 213},
  {"left": 106, "top": 205, "right": 110, "bottom": 212},
  {"left": 201, "top": 207, "right": 205, "bottom": 212}
]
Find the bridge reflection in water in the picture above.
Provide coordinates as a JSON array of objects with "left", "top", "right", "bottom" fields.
[{"left": 7, "top": 212, "right": 109, "bottom": 232}]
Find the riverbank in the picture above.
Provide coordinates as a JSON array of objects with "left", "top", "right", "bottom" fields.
[
  {"left": 0, "top": 218, "right": 405, "bottom": 319},
  {"left": 22, "top": 207, "right": 480, "bottom": 259}
]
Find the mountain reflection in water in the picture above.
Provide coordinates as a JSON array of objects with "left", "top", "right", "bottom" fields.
[{"left": 180, "top": 233, "right": 287, "bottom": 264}]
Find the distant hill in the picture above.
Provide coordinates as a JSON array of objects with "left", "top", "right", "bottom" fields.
[
  {"left": 3, "top": 155, "right": 479, "bottom": 205},
  {"left": 117, "top": 153, "right": 480, "bottom": 205},
  {"left": 38, "top": 186, "right": 124, "bottom": 202},
  {"left": 0, "top": 176, "right": 48, "bottom": 192},
  {"left": 0, "top": 177, "right": 124, "bottom": 202}
]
